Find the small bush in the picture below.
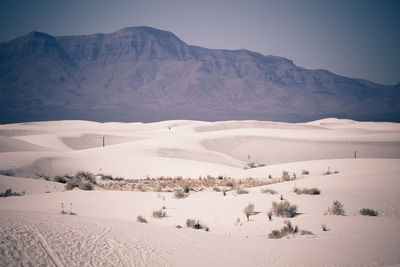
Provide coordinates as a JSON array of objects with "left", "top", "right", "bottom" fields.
[
  {"left": 54, "top": 176, "right": 67, "bottom": 184},
  {"left": 261, "top": 188, "right": 277, "bottom": 195},
  {"left": 183, "top": 186, "right": 190, "bottom": 193},
  {"left": 65, "top": 180, "right": 94, "bottom": 190},
  {"left": 321, "top": 224, "right": 329, "bottom": 231},
  {"left": 174, "top": 190, "right": 188, "bottom": 199},
  {"left": 186, "top": 218, "right": 208, "bottom": 231},
  {"left": 236, "top": 188, "right": 249, "bottom": 194},
  {"left": 302, "top": 170, "right": 310, "bottom": 175},
  {"left": 0, "top": 188, "right": 22, "bottom": 197},
  {"left": 281, "top": 171, "right": 290, "bottom": 181},
  {"left": 0, "top": 169, "right": 15, "bottom": 176},
  {"left": 268, "top": 220, "right": 298, "bottom": 239},
  {"left": 153, "top": 209, "right": 167, "bottom": 218},
  {"left": 271, "top": 201, "right": 298, "bottom": 218},
  {"left": 360, "top": 208, "right": 378, "bottom": 216},
  {"left": 137, "top": 215, "right": 148, "bottom": 223},
  {"left": 328, "top": 200, "right": 345, "bottom": 216},
  {"left": 79, "top": 182, "right": 93, "bottom": 190},
  {"left": 294, "top": 187, "right": 320, "bottom": 195},
  {"left": 243, "top": 203, "right": 255, "bottom": 221}
]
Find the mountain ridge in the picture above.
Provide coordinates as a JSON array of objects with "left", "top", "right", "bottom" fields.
[{"left": 0, "top": 26, "right": 399, "bottom": 123}]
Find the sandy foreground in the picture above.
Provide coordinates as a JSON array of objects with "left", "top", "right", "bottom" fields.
[{"left": 0, "top": 118, "right": 400, "bottom": 266}]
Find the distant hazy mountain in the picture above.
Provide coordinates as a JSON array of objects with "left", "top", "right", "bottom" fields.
[{"left": 0, "top": 26, "right": 399, "bottom": 123}]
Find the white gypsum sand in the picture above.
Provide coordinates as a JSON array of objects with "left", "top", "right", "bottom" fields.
[{"left": 0, "top": 118, "right": 400, "bottom": 266}]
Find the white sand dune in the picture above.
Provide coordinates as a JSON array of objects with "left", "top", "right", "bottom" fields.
[{"left": 1, "top": 119, "right": 400, "bottom": 266}]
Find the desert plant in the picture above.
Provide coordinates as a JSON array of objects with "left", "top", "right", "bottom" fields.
[
  {"left": 79, "top": 182, "right": 93, "bottom": 190},
  {"left": 321, "top": 224, "right": 329, "bottom": 231},
  {"left": 243, "top": 203, "right": 255, "bottom": 221},
  {"left": 186, "top": 218, "right": 208, "bottom": 231},
  {"left": 0, "top": 188, "right": 22, "bottom": 197},
  {"left": 360, "top": 208, "right": 378, "bottom": 216},
  {"left": 137, "top": 215, "right": 148, "bottom": 223},
  {"left": 295, "top": 187, "right": 320, "bottom": 195},
  {"left": 281, "top": 171, "right": 290, "bottom": 181},
  {"left": 65, "top": 180, "right": 94, "bottom": 190},
  {"left": 328, "top": 200, "right": 345, "bottom": 215},
  {"left": 236, "top": 188, "right": 249, "bottom": 194},
  {"left": 0, "top": 169, "right": 15, "bottom": 176},
  {"left": 268, "top": 220, "right": 298, "bottom": 239},
  {"left": 267, "top": 210, "right": 273, "bottom": 221},
  {"left": 271, "top": 201, "right": 298, "bottom": 218},
  {"left": 174, "top": 190, "right": 188, "bottom": 199},
  {"left": 153, "top": 209, "right": 167, "bottom": 218},
  {"left": 54, "top": 176, "right": 67, "bottom": 184},
  {"left": 302, "top": 170, "right": 310, "bottom": 175},
  {"left": 261, "top": 188, "right": 277, "bottom": 194},
  {"left": 280, "top": 195, "right": 284, "bottom": 200},
  {"left": 183, "top": 186, "right": 190, "bottom": 193}
]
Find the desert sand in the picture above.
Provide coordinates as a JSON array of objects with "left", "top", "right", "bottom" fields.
[{"left": 1, "top": 118, "right": 400, "bottom": 266}]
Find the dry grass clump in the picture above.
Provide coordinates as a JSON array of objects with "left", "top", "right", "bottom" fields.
[
  {"left": 65, "top": 180, "right": 94, "bottom": 190},
  {"left": 294, "top": 187, "right": 320, "bottom": 195},
  {"left": 236, "top": 188, "right": 249, "bottom": 194},
  {"left": 137, "top": 215, "right": 148, "bottom": 223},
  {"left": 98, "top": 174, "right": 290, "bottom": 192},
  {"left": 328, "top": 200, "right": 345, "bottom": 215},
  {"left": 0, "top": 188, "right": 23, "bottom": 197},
  {"left": 0, "top": 169, "right": 15, "bottom": 176},
  {"left": 244, "top": 162, "right": 266, "bottom": 169},
  {"left": 301, "top": 170, "right": 310, "bottom": 175},
  {"left": 243, "top": 203, "right": 255, "bottom": 221},
  {"left": 267, "top": 211, "right": 273, "bottom": 221},
  {"left": 186, "top": 218, "right": 209, "bottom": 231},
  {"left": 261, "top": 188, "right": 277, "bottom": 194},
  {"left": 321, "top": 224, "right": 329, "bottom": 231},
  {"left": 360, "top": 208, "right": 378, "bottom": 216},
  {"left": 268, "top": 220, "right": 299, "bottom": 239},
  {"left": 271, "top": 201, "right": 298, "bottom": 218},
  {"left": 174, "top": 190, "right": 188, "bottom": 199},
  {"left": 152, "top": 209, "right": 167, "bottom": 218}
]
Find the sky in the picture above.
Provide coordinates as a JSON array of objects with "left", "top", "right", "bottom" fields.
[{"left": 0, "top": 0, "right": 399, "bottom": 85}]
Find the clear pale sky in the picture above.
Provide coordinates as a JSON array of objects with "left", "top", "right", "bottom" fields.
[{"left": 1, "top": 0, "right": 399, "bottom": 85}]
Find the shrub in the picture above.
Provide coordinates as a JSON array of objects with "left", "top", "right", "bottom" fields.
[
  {"left": 79, "top": 182, "right": 93, "bottom": 190},
  {"left": 360, "top": 208, "right": 378, "bottom": 216},
  {"left": 186, "top": 218, "right": 209, "bottom": 231},
  {"left": 321, "top": 224, "right": 328, "bottom": 231},
  {"left": 271, "top": 201, "right": 298, "bottom": 218},
  {"left": 65, "top": 180, "right": 94, "bottom": 190},
  {"left": 328, "top": 200, "right": 345, "bottom": 215},
  {"left": 0, "top": 188, "right": 22, "bottom": 197},
  {"left": 302, "top": 170, "right": 310, "bottom": 175},
  {"left": 281, "top": 171, "right": 290, "bottom": 181},
  {"left": 268, "top": 220, "right": 298, "bottom": 239},
  {"left": 294, "top": 187, "right": 320, "bottom": 195},
  {"left": 65, "top": 180, "right": 80, "bottom": 190},
  {"left": 183, "top": 186, "right": 190, "bottom": 193},
  {"left": 174, "top": 190, "right": 187, "bottom": 199},
  {"left": 236, "top": 188, "right": 249, "bottom": 194},
  {"left": 243, "top": 203, "right": 255, "bottom": 221},
  {"left": 0, "top": 169, "right": 15, "bottom": 176},
  {"left": 137, "top": 215, "right": 147, "bottom": 223},
  {"left": 261, "top": 188, "right": 277, "bottom": 195},
  {"left": 153, "top": 209, "right": 167, "bottom": 218},
  {"left": 54, "top": 176, "right": 67, "bottom": 184}
]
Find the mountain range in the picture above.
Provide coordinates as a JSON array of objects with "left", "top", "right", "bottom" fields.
[{"left": 0, "top": 26, "right": 399, "bottom": 123}]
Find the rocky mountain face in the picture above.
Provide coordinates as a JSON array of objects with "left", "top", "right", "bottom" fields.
[{"left": 0, "top": 26, "right": 399, "bottom": 123}]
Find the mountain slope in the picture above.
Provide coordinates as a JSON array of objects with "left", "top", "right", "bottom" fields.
[{"left": 0, "top": 26, "right": 398, "bottom": 123}]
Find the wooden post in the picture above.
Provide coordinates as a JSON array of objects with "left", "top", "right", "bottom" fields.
[{"left": 103, "top": 136, "right": 105, "bottom": 148}]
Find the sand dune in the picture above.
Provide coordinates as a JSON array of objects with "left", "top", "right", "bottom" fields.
[{"left": 1, "top": 119, "right": 400, "bottom": 266}]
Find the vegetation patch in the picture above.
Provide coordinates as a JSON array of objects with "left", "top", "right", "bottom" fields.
[
  {"left": 271, "top": 201, "right": 298, "bottom": 218},
  {"left": 137, "top": 215, "right": 148, "bottom": 223},
  {"left": 153, "top": 209, "right": 167, "bottom": 218},
  {"left": 261, "top": 188, "right": 277, "bottom": 195},
  {"left": 268, "top": 220, "right": 299, "bottom": 239},
  {"left": 236, "top": 188, "right": 249, "bottom": 195},
  {"left": 328, "top": 200, "right": 345, "bottom": 215},
  {"left": 360, "top": 208, "right": 378, "bottom": 216},
  {"left": 294, "top": 187, "right": 320, "bottom": 195},
  {"left": 243, "top": 203, "right": 255, "bottom": 221},
  {"left": 186, "top": 218, "right": 209, "bottom": 231},
  {"left": 0, "top": 188, "right": 23, "bottom": 197}
]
